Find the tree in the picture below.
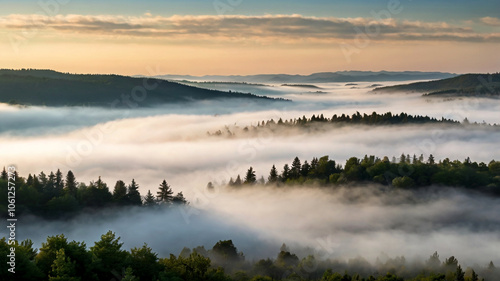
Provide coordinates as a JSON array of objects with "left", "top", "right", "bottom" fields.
[
  {"left": 122, "top": 267, "right": 139, "bottom": 281},
  {"left": 268, "top": 165, "right": 278, "bottom": 183},
  {"left": 113, "top": 180, "right": 128, "bottom": 204},
  {"left": 127, "top": 179, "right": 142, "bottom": 206},
  {"left": 173, "top": 192, "right": 188, "bottom": 205},
  {"left": 428, "top": 154, "right": 435, "bottom": 165},
  {"left": 49, "top": 249, "right": 80, "bottom": 281},
  {"left": 0, "top": 167, "right": 7, "bottom": 180},
  {"left": 470, "top": 269, "right": 479, "bottom": 281},
  {"left": 281, "top": 164, "right": 290, "bottom": 181},
  {"left": 55, "top": 169, "right": 64, "bottom": 196},
  {"left": 64, "top": 171, "right": 77, "bottom": 197},
  {"left": 211, "top": 240, "right": 242, "bottom": 262},
  {"left": 244, "top": 167, "right": 257, "bottom": 184},
  {"left": 301, "top": 161, "right": 311, "bottom": 177},
  {"left": 144, "top": 190, "right": 157, "bottom": 206},
  {"left": 234, "top": 175, "right": 242, "bottom": 186},
  {"left": 90, "top": 231, "right": 129, "bottom": 281},
  {"left": 36, "top": 234, "right": 90, "bottom": 280},
  {"left": 291, "top": 157, "right": 301, "bottom": 179},
  {"left": 392, "top": 176, "right": 416, "bottom": 188},
  {"left": 157, "top": 180, "right": 174, "bottom": 203},
  {"left": 456, "top": 265, "right": 465, "bottom": 281},
  {"left": 129, "top": 243, "right": 161, "bottom": 281}
]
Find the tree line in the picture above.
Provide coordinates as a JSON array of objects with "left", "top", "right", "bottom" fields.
[
  {"left": 208, "top": 111, "right": 498, "bottom": 137},
  {"left": 219, "top": 155, "right": 500, "bottom": 194},
  {"left": 1, "top": 231, "right": 497, "bottom": 280},
  {"left": 0, "top": 169, "right": 187, "bottom": 219}
]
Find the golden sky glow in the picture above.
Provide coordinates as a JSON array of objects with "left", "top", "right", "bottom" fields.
[{"left": 1, "top": 13, "right": 499, "bottom": 75}]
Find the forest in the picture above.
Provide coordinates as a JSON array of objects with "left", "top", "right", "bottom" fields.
[
  {"left": 1, "top": 230, "right": 497, "bottom": 281},
  {"left": 0, "top": 169, "right": 187, "bottom": 219},
  {"left": 373, "top": 73, "right": 500, "bottom": 97},
  {"left": 207, "top": 112, "right": 498, "bottom": 137},
  {"left": 0, "top": 69, "right": 282, "bottom": 107},
  {"left": 219, "top": 155, "right": 500, "bottom": 195}
]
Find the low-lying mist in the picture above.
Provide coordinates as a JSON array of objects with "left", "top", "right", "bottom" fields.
[{"left": 3, "top": 185, "right": 499, "bottom": 268}]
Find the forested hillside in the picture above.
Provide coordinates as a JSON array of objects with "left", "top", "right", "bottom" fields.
[{"left": 0, "top": 69, "right": 283, "bottom": 107}]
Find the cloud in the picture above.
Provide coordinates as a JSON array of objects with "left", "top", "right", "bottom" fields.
[
  {"left": 480, "top": 16, "right": 500, "bottom": 26},
  {"left": 1, "top": 14, "right": 498, "bottom": 43}
]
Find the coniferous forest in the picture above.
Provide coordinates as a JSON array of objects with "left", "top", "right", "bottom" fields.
[{"left": 2, "top": 1, "right": 500, "bottom": 278}]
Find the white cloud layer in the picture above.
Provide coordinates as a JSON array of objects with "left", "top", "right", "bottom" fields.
[{"left": 1, "top": 14, "right": 499, "bottom": 43}]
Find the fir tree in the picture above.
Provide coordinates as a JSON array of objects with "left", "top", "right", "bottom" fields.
[
  {"left": 244, "top": 167, "right": 256, "bottom": 184},
  {"left": 268, "top": 165, "right": 278, "bottom": 183},
  {"left": 0, "top": 167, "right": 7, "bottom": 180},
  {"left": 157, "top": 180, "right": 174, "bottom": 203},
  {"left": 64, "top": 171, "right": 77, "bottom": 197},
  {"left": 144, "top": 190, "right": 156, "bottom": 206},
  {"left": 127, "top": 179, "right": 142, "bottom": 206},
  {"left": 112, "top": 180, "right": 128, "bottom": 204}
]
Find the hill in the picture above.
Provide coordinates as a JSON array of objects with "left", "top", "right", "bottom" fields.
[
  {"left": 153, "top": 71, "right": 456, "bottom": 83},
  {"left": 0, "top": 69, "right": 283, "bottom": 107},
  {"left": 373, "top": 73, "right": 500, "bottom": 96}
]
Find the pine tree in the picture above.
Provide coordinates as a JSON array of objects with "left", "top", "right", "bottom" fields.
[
  {"left": 0, "top": 167, "right": 7, "bottom": 180},
  {"left": 281, "top": 164, "right": 290, "bottom": 181},
  {"left": 127, "top": 179, "right": 142, "bottom": 206},
  {"left": 456, "top": 265, "right": 465, "bottom": 281},
  {"left": 55, "top": 169, "right": 64, "bottom": 195},
  {"left": 301, "top": 160, "right": 311, "bottom": 177},
  {"left": 173, "top": 192, "right": 188, "bottom": 204},
  {"left": 291, "top": 157, "right": 301, "bottom": 179},
  {"left": 234, "top": 175, "right": 242, "bottom": 186},
  {"left": 144, "top": 190, "right": 156, "bottom": 206},
  {"left": 113, "top": 180, "right": 128, "bottom": 204},
  {"left": 157, "top": 180, "right": 174, "bottom": 203},
  {"left": 38, "top": 171, "right": 48, "bottom": 186},
  {"left": 244, "top": 167, "right": 256, "bottom": 184},
  {"left": 64, "top": 171, "right": 77, "bottom": 197},
  {"left": 268, "top": 165, "right": 278, "bottom": 183},
  {"left": 470, "top": 269, "right": 479, "bottom": 281}
]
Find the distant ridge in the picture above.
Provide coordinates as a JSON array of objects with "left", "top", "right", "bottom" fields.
[
  {"left": 0, "top": 69, "right": 283, "bottom": 107},
  {"left": 152, "top": 71, "right": 456, "bottom": 83},
  {"left": 373, "top": 73, "right": 500, "bottom": 97}
]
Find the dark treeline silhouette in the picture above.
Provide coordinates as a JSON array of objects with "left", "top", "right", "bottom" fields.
[
  {"left": 208, "top": 111, "right": 498, "bottom": 137},
  {"left": 373, "top": 73, "right": 500, "bottom": 96},
  {"left": 1, "top": 231, "right": 497, "bottom": 280},
  {"left": 0, "top": 169, "right": 187, "bottom": 219},
  {"left": 220, "top": 155, "right": 500, "bottom": 195},
  {"left": 0, "top": 69, "right": 284, "bottom": 107}
]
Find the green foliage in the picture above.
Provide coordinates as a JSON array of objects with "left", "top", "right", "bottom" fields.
[
  {"left": 129, "top": 243, "right": 161, "bottom": 280},
  {"left": 1, "top": 233, "right": 497, "bottom": 281},
  {"left": 49, "top": 249, "right": 81, "bottom": 281},
  {"left": 225, "top": 155, "right": 500, "bottom": 195},
  {"left": 90, "top": 231, "right": 130, "bottom": 281}
]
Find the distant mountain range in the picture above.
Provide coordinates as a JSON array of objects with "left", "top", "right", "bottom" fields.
[
  {"left": 0, "top": 69, "right": 281, "bottom": 107},
  {"left": 373, "top": 73, "right": 500, "bottom": 97},
  {"left": 152, "top": 71, "right": 456, "bottom": 83}
]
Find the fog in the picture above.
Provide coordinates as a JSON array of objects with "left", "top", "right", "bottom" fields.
[
  {"left": 1, "top": 81, "right": 500, "bottom": 267},
  {"left": 6, "top": 186, "right": 500, "bottom": 268}
]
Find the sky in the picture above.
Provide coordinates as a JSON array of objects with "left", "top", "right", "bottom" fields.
[{"left": 0, "top": 0, "right": 499, "bottom": 75}]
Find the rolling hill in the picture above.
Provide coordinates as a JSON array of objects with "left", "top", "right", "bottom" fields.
[
  {"left": 153, "top": 71, "right": 456, "bottom": 83},
  {"left": 373, "top": 73, "right": 500, "bottom": 97},
  {"left": 0, "top": 69, "right": 283, "bottom": 107}
]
